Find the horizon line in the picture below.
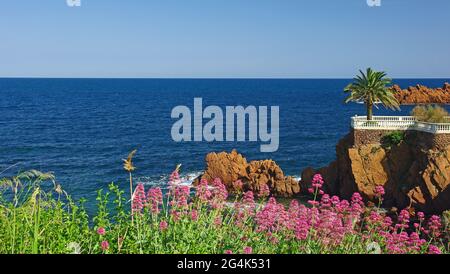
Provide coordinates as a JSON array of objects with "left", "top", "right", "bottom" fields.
[{"left": 1, "top": 76, "right": 450, "bottom": 80}]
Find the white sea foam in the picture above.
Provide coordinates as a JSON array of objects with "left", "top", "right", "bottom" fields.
[
  {"left": 135, "top": 171, "right": 202, "bottom": 189},
  {"left": 136, "top": 171, "right": 300, "bottom": 189}
]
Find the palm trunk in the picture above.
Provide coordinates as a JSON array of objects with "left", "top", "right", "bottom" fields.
[{"left": 367, "top": 103, "right": 373, "bottom": 120}]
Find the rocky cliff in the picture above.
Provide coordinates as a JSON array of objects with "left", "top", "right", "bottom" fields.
[
  {"left": 392, "top": 83, "right": 450, "bottom": 104},
  {"left": 301, "top": 130, "right": 450, "bottom": 214},
  {"left": 195, "top": 132, "right": 450, "bottom": 213},
  {"left": 195, "top": 150, "right": 300, "bottom": 197}
]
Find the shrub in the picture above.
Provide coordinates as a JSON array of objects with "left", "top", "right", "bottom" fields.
[
  {"left": 411, "top": 105, "right": 449, "bottom": 123},
  {"left": 381, "top": 131, "right": 405, "bottom": 148}
]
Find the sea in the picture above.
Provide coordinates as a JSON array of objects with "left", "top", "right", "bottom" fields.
[{"left": 1, "top": 78, "right": 449, "bottom": 210}]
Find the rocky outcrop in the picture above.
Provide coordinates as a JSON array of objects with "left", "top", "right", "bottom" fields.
[
  {"left": 301, "top": 131, "right": 450, "bottom": 214},
  {"left": 199, "top": 149, "right": 249, "bottom": 185},
  {"left": 196, "top": 150, "right": 300, "bottom": 197},
  {"left": 392, "top": 83, "right": 450, "bottom": 104}
]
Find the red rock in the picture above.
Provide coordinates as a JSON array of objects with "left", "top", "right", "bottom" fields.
[
  {"left": 195, "top": 150, "right": 300, "bottom": 197},
  {"left": 391, "top": 83, "right": 450, "bottom": 104},
  {"left": 300, "top": 132, "right": 450, "bottom": 214}
]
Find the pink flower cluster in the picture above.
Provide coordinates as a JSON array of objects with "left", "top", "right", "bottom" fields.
[
  {"left": 232, "top": 180, "right": 243, "bottom": 193},
  {"left": 374, "top": 185, "right": 385, "bottom": 198},
  {"left": 195, "top": 179, "right": 212, "bottom": 203},
  {"left": 307, "top": 174, "right": 325, "bottom": 206},
  {"left": 252, "top": 175, "right": 444, "bottom": 253},
  {"left": 126, "top": 172, "right": 446, "bottom": 254},
  {"left": 171, "top": 185, "right": 190, "bottom": 209},
  {"left": 132, "top": 183, "right": 146, "bottom": 214},
  {"left": 147, "top": 187, "right": 163, "bottom": 214},
  {"left": 255, "top": 197, "right": 289, "bottom": 233},
  {"left": 254, "top": 188, "right": 360, "bottom": 245},
  {"left": 258, "top": 184, "right": 270, "bottom": 198},
  {"left": 210, "top": 178, "right": 228, "bottom": 209},
  {"left": 194, "top": 178, "right": 228, "bottom": 210}
]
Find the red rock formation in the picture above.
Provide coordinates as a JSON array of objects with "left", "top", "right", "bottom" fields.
[
  {"left": 196, "top": 150, "right": 300, "bottom": 197},
  {"left": 391, "top": 83, "right": 450, "bottom": 104},
  {"left": 301, "top": 131, "right": 450, "bottom": 213},
  {"left": 199, "top": 149, "right": 249, "bottom": 185}
]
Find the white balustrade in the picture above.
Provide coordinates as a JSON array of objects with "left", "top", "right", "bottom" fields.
[{"left": 351, "top": 116, "right": 450, "bottom": 134}]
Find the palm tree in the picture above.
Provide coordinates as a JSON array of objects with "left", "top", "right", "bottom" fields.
[{"left": 344, "top": 68, "right": 400, "bottom": 120}]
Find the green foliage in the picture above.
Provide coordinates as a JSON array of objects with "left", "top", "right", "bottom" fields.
[
  {"left": 411, "top": 105, "right": 449, "bottom": 123},
  {"left": 0, "top": 170, "right": 447, "bottom": 254},
  {"left": 344, "top": 68, "right": 400, "bottom": 120},
  {"left": 381, "top": 131, "right": 405, "bottom": 148}
]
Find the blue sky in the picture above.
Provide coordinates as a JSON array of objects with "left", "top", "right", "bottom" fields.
[{"left": 0, "top": 0, "right": 449, "bottom": 78}]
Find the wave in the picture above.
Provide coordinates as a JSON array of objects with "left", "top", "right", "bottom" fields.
[
  {"left": 135, "top": 171, "right": 301, "bottom": 190},
  {"left": 135, "top": 171, "right": 203, "bottom": 189}
]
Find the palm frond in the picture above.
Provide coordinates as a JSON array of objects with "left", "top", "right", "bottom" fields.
[{"left": 344, "top": 68, "right": 400, "bottom": 115}]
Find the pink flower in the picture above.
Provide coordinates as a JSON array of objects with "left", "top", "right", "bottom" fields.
[
  {"left": 258, "top": 184, "right": 270, "bottom": 198},
  {"left": 243, "top": 246, "right": 253, "bottom": 254},
  {"left": 307, "top": 200, "right": 319, "bottom": 206},
  {"left": 309, "top": 174, "right": 325, "bottom": 203},
  {"left": 350, "top": 192, "right": 364, "bottom": 215},
  {"left": 171, "top": 210, "right": 181, "bottom": 221},
  {"left": 427, "top": 215, "right": 442, "bottom": 238},
  {"left": 101, "top": 240, "right": 109, "bottom": 251},
  {"left": 232, "top": 180, "right": 243, "bottom": 193},
  {"left": 171, "top": 185, "right": 190, "bottom": 209},
  {"left": 210, "top": 178, "right": 228, "bottom": 209},
  {"left": 396, "top": 209, "right": 410, "bottom": 230},
  {"left": 213, "top": 216, "right": 222, "bottom": 227},
  {"left": 132, "top": 183, "right": 146, "bottom": 214},
  {"left": 428, "top": 245, "right": 441, "bottom": 254},
  {"left": 242, "top": 191, "right": 256, "bottom": 215},
  {"left": 191, "top": 209, "right": 199, "bottom": 221},
  {"left": 417, "top": 211, "right": 425, "bottom": 221},
  {"left": 351, "top": 192, "right": 363, "bottom": 205},
  {"left": 320, "top": 194, "right": 331, "bottom": 208},
  {"left": 255, "top": 197, "right": 288, "bottom": 233},
  {"left": 147, "top": 187, "right": 163, "bottom": 214},
  {"left": 374, "top": 185, "right": 385, "bottom": 197},
  {"left": 97, "top": 227, "right": 105, "bottom": 236},
  {"left": 331, "top": 195, "right": 340, "bottom": 206},
  {"left": 169, "top": 168, "right": 180, "bottom": 185},
  {"left": 159, "top": 221, "right": 168, "bottom": 231},
  {"left": 242, "top": 190, "right": 254, "bottom": 203},
  {"left": 312, "top": 174, "right": 324, "bottom": 189},
  {"left": 294, "top": 217, "right": 310, "bottom": 240},
  {"left": 195, "top": 179, "right": 212, "bottom": 203},
  {"left": 224, "top": 250, "right": 233, "bottom": 254}
]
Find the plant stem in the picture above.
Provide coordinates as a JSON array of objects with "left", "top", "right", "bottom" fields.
[{"left": 129, "top": 172, "right": 133, "bottom": 222}]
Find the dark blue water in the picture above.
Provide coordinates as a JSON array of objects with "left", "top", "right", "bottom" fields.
[{"left": 1, "top": 78, "right": 449, "bottom": 209}]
